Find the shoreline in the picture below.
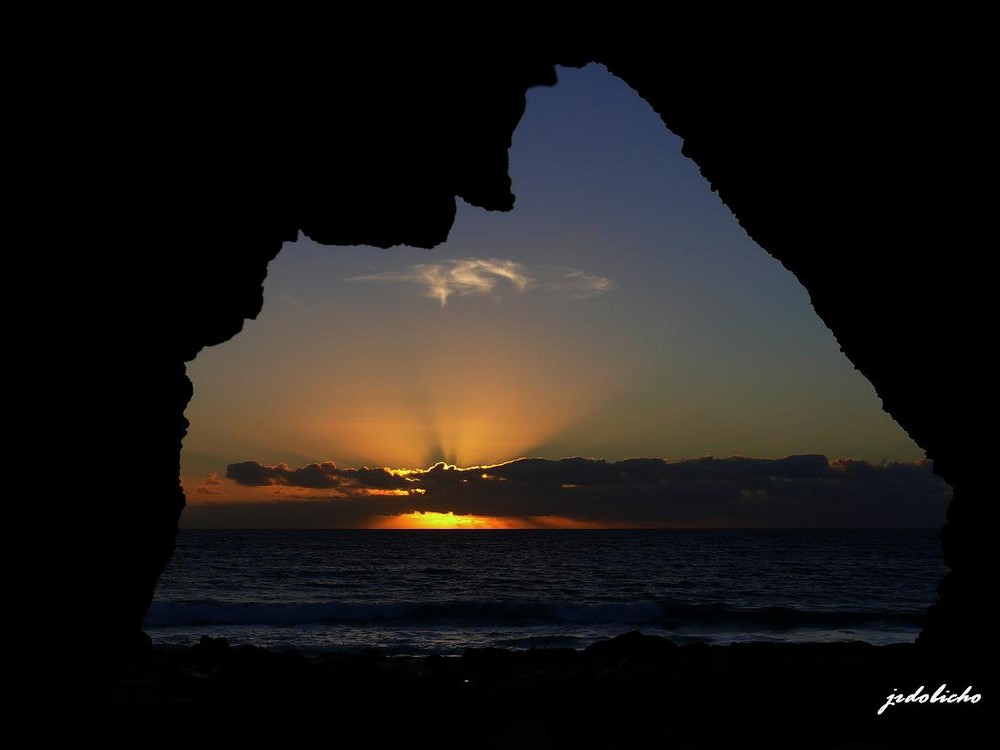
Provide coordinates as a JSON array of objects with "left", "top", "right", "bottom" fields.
[
  {"left": 106, "top": 632, "right": 986, "bottom": 749},
  {"left": 144, "top": 618, "right": 930, "bottom": 655}
]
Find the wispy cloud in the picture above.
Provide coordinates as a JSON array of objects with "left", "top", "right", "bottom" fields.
[
  {"left": 349, "top": 258, "right": 613, "bottom": 306},
  {"left": 550, "top": 269, "right": 615, "bottom": 298},
  {"left": 278, "top": 294, "right": 306, "bottom": 311}
]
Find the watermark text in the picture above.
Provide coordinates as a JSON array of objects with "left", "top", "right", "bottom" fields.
[{"left": 878, "top": 684, "right": 981, "bottom": 715}]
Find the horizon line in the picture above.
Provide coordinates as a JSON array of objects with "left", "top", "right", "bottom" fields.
[{"left": 179, "top": 526, "right": 944, "bottom": 532}]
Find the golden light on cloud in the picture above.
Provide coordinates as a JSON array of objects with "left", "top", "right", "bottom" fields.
[
  {"left": 297, "top": 326, "right": 628, "bottom": 469},
  {"left": 307, "top": 259, "right": 621, "bottom": 467},
  {"left": 181, "top": 473, "right": 344, "bottom": 504}
]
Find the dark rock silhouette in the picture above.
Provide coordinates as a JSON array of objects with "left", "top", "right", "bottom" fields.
[
  {"left": 106, "top": 635, "right": 986, "bottom": 749},
  {"left": 53, "top": 39, "right": 987, "bottom": 741},
  {"left": 584, "top": 629, "right": 680, "bottom": 661}
]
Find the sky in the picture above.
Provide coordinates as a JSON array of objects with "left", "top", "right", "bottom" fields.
[{"left": 181, "top": 64, "right": 948, "bottom": 529}]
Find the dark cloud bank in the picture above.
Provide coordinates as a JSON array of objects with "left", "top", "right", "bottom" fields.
[{"left": 184, "top": 455, "right": 950, "bottom": 528}]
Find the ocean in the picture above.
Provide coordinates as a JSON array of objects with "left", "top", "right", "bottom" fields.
[{"left": 147, "top": 529, "right": 944, "bottom": 654}]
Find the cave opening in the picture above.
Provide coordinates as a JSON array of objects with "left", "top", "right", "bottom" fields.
[{"left": 153, "top": 64, "right": 948, "bottom": 656}]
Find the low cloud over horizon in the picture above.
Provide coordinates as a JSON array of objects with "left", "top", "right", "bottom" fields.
[
  {"left": 348, "top": 257, "right": 613, "bottom": 306},
  {"left": 182, "top": 455, "right": 950, "bottom": 529}
]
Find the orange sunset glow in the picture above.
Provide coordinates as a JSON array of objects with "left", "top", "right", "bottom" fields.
[
  {"left": 374, "top": 512, "right": 645, "bottom": 530},
  {"left": 375, "top": 511, "right": 514, "bottom": 529},
  {"left": 294, "top": 327, "right": 628, "bottom": 469}
]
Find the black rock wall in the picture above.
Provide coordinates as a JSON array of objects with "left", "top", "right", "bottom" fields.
[{"left": 57, "top": 42, "right": 985, "bottom": 735}]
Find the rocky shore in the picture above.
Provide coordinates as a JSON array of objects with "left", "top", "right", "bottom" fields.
[{"left": 105, "top": 632, "right": 986, "bottom": 749}]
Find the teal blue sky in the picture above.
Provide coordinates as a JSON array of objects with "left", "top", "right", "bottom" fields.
[{"left": 181, "top": 64, "right": 924, "bottom": 518}]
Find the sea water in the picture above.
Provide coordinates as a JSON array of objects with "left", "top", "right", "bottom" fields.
[{"left": 147, "top": 529, "right": 943, "bottom": 654}]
